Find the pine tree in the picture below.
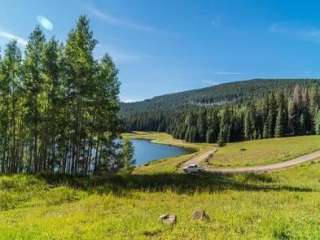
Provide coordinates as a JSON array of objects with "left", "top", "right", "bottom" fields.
[
  {"left": 289, "top": 85, "right": 302, "bottom": 135},
  {"left": 275, "top": 92, "right": 286, "bottom": 137},
  {"left": 262, "top": 96, "right": 270, "bottom": 138},
  {"left": 196, "top": 109, "right": 207, "bottom": 142},
  {"left": 218, "top": 125, "right": 227, "bottom": 147},
  {"left": 268, "top": 93, "right": 278, "bottom": 137},
  {"left": 218, "top": 107, "right": 231, "bottom": 145},
  {"left": 205, "top": 110, "right": 219, "bottom": 143},
  {"left": 184, "top": 112, "right": 197, "bottom": 142},
  {"left": 302, "top": 88, "right": 312, "bottom": 134},
  {"left": 263, "top": 93, "right": 277, "bottom": 139},
  {"left": 244, "top": 109, "right": 251, "bottom": 140},
  {"left": 244, "top": 104, "right": 256, "bottom": 140},
  {"left": 206, "top": 129, "right": 214, "bottom": 143}
]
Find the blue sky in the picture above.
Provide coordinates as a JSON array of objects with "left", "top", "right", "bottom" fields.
[{"left": 1, "top": 1, "right": 320, "bottom": 102}]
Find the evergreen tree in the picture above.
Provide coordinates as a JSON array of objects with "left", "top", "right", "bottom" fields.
[
  {"left": 275, "top": 92, "right": 286, "bottom": 137},
  {"left": 244, "top": 104, "right": 256, "bottom": 140},
  {"left": 262, "top": 96, "right": 270, "bottom": 138},
  {"left": 268, "top": 93, "right": 278, "bottom": 137},
  {"left": 123, "top": 82, "right": 320, "bottom": 145},
  {"left": 205, "top": 109, "right": 219, "bottom": 143},
  {"left": 218, "top": 107, "right": 231, "bottom": 145},
  {"left": 301, "top": 89, "right": 312, "bottom": 134},
  {"left": 217, "top": 126, "right": 226, "bottom": 147},
  {"left": 196, "top": 109, "right": 207, "bottom": 142},
  {"left": 289, "top": 85, "right": 303, "bottom": 135}
]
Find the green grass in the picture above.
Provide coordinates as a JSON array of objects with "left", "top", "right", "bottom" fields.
[
  {"left": 2, "top": 133, "right": 320, "bottom": 239},
  {"left": 1, "top": 164, "right": 320, "bottom": 239},
  {"left": 207, "top": 135, "right": 320, "bottom": 168}
]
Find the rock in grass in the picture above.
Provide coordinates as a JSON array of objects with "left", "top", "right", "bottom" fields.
[
  {"left": 159, "top": 214, "right": 176, "bottom": 225},
  {"left": 192, "top": 209, "right": 209, "bottom": 221}
]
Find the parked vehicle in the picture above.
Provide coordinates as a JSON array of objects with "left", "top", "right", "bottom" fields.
[{"left": 182, "top": 164, "right": 203, "bottom": 173}]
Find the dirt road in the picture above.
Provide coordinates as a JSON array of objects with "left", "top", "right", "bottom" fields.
[
  {"left": 183, "top": 149, "right": 320, "bottom": 174},
  {"left": 182, "top": 148, "right": 217, "bottom": 167}
]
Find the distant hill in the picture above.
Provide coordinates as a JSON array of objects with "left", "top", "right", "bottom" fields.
[
  {"left": 121, "top": 79, "right": 320, "bottom": 114},
  {"left": 121, "top": 78, "right": 320, "bottom": 144}
]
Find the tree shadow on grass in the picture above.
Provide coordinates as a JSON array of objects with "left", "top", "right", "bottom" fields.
[
  {"left": 243, "top": 173, "right": 274, "bottom": 183},
  {"left": 37, "top": 172, "right": 313, "bottom": 196}
]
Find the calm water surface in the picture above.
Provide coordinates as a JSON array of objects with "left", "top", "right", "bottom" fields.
[{"left": 131, "top": 139, "right": 189, "bottom": 166}]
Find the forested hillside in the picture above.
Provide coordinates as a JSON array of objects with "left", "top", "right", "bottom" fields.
[
  {"left": 122, "top": 79, "right": 320, "bottom": 144},
  {"left": 121, "top": 79, "right": 320, "bottom": 112}
]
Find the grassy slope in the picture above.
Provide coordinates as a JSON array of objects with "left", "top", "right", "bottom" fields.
[
  {"left": 207, "top": 135, "right": 320, "bottom": 168},
  {"left": 1, "top": 166, "right": 320, "bottom": 239},
  {"left": 2, "top": 133, "right": 320, "bottom": 239}
]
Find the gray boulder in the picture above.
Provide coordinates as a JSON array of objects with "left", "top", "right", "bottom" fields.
[
  {"left": 192, "top": 209, "right": 209, "bottom": 221},
  {"left": 159, "top": 214, "right": 177, "bottom": 225}
]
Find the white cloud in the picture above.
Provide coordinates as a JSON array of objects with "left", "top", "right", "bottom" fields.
[
  {"left": 95, "top": 43, "right": 152, "bottom": 65},
  {"left": 37, "top": 16, "right": 53, "bottom": 31},
  {"left": 269, "top": 23, "right": 320, "bottom": 43},
  {"left": 110, "top": 52, "right": 151, "bottom": 64},
  {"left": 0, "top": 30, "right": 27, "bottom": 46},
  {"left": 88, "top": 7, "right": 157, "bottom": 33}
]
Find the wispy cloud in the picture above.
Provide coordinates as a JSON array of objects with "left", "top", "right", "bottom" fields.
[
  {"left": 88, "top": 7, "right": 157, "bottom": 33},
  {"left": 111, "top": 52, "right": 151, "bottom": 64},
  {"left": 211, "top": 17, "right": 221, "bottom": 27},
  {"left": 269, "top": 23, "right": 320, "bottom": 43},
  {"left": 95, "top": 43, "right": 152, "bottom": 65},
  {"left": 0, "top": 30, "right": 27, "bottom": 46},
  {"left": 37, "top": 16, "right": 54, "bottom": 31}
]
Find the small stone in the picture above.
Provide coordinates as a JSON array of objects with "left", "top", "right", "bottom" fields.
[
  {"left": 159, "top": 214, "right": 169, "bottom": 220},
  {"left": 192, "top": 209, "right": 209, "bottom": 221},
  {"left": 159, "top": 214, "right": 176, "bottom": 225}
]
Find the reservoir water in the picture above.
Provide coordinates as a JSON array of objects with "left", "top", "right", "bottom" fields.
[{"left": 131, "top": 139, "right": 189, "bottom": 165}]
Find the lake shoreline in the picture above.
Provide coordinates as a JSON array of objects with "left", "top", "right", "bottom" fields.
[
  {"left": 129, "top": 138, "right": 194, "bottom": 166},
  {"left": 122, "top": 131, "right": 214, "bottom": 174}
]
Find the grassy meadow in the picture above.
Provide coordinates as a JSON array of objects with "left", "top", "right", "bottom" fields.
[
  {"left": 1, "top": 132, "right": 320, "bottom": 239},
  {"left": 206, "top": 135, "right": 320, "bottom": 168}
]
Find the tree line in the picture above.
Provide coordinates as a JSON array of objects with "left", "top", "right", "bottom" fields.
[
  {"left": 0, "top": 16, "right": 134, "bottom": 175},
  {"left": 124, "top": 84, "right": 320, "bottom": 145}
]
